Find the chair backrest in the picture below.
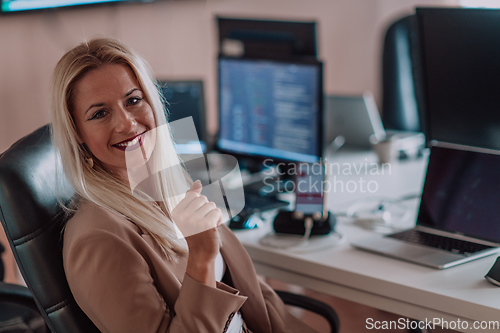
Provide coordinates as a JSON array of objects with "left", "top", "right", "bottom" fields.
[
  {"left": 0, "top": 125, "right": 100, "bottom": 333},
  {"left": 0, "top": 242, "right": 4, "bottom": 281},
  {"left": 381, "top": 14, "right": 425, "bottom": 133}
]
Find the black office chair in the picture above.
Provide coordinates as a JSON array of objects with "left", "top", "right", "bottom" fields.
[
  {"left": 0, "top": 125, "right": 99, "bottom": 333},
  {"left": 0, "top": 125, "right": 339, "bottom": 333},
  {"left": 381, "top": 14, "right": 425, "bottom": 133},
  {"left": 0, "top": 242, "right": 4, "bottom": 281}
]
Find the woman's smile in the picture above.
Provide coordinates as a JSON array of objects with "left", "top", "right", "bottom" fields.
[{"left": 113, "top": 131, "right": 147, "bottom": 151}]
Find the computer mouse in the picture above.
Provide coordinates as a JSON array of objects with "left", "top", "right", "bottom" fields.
[
  {"left": 485, "top": 256, "right": 500, "bottom": 286},
  {"left": 228, "top": 211, "right": 259, "bottom": 230}
]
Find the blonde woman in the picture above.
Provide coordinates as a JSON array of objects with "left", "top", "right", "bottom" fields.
[{"left": 51, "top": 37, "right": 319, "bottom": 333}]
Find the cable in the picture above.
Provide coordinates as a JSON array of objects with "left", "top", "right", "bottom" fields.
[
  {"left": 344, "top": 194, "right": 421, "bottom": 232},
  {"left": 259, "top": 217, "right": 345, "bottom": 252},
  {"left": 302, "top": 217, "right": 314, "bottom": 243}
]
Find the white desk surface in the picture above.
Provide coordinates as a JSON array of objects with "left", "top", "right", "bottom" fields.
[{"left": 234, "top": 149, "right": 500, "bottom": 332}]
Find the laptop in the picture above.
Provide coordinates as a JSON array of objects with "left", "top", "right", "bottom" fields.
[
  {"left": 324, "top": 92, "right": 386, "bottom": 148},
  {"left": 351, "top": 142, "right": 500, "bottom": 269}
]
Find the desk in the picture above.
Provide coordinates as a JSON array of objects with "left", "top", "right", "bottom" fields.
[{"left": 234, "top": 150, "right": 500, "bottom": 332}]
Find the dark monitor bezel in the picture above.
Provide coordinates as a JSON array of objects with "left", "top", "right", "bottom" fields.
[{"left": 216, "top": 56, "right": 323, "bottom": 164}]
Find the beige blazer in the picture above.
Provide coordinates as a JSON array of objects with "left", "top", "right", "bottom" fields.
[{"left": 63, "top": 200, "right": 320, "bottom": 333}]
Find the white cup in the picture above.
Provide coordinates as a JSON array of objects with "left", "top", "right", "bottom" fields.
[{"left": 370, "top": 135, "right": 397, "bottom": 164}]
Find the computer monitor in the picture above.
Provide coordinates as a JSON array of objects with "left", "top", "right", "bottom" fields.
[
  {"left": 1, "top": 0, "right": 143, "bottom": 13},
  {"left": 217, "top": 57, "right": 323, "bottom": 164},
  {"left": 157, "top": 80, "right": 207, "bottom": 154},
  {"left": 417, "top": 7, "right": 500, "bottom": 150},
  {"left": 217, "top": 17, "right": 317, "bottom": 60}
]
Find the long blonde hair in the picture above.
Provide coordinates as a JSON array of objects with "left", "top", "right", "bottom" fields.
[{"left": 51, "top": 37, "right": 188, "bottom": 259}]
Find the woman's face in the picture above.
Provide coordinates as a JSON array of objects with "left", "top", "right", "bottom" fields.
[{"left": 72, "top": 63, "right": 156, "bottom": 181}]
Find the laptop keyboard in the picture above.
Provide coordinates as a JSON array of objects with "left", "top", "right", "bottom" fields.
[{"left": 387, "top": 229, "right": 494, "bottom": 256}]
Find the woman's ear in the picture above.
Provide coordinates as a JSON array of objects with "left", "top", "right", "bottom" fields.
[{"left": 80, "top": 142, "right": 90, "bottom": 152}]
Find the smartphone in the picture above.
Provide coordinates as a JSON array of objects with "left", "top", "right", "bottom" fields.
[{"left": 294, "top": 162, "right": 327, "bottom": 219}]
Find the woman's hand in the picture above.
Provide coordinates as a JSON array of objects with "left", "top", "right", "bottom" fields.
[{"left": 171, "top": 180, "right": 223, "bottom": 287}]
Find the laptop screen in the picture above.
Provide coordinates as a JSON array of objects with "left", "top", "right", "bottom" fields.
[
  {"left": 324, "top": 93, "right": 385, "bottom": 148},
  {"left": 417, "top": 144, "right": 500, "bottom": 243}
]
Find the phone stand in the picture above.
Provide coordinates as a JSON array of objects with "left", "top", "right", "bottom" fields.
[
  {"left": 273, "top": 210, "right": 336, "bottom": 236},
  {"left": 485, "top": 256, "right": 500, "bottom": 287}
]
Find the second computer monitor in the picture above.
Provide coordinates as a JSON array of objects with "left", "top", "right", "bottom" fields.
[
  {"left": 417, "top": 7, "right": 500, "bottom": 150},
  {"left": 217, "top": 17, "right": 317, "bottom": 60},
  {"left": 158, "top": 80, "right": 207, "bottom": 154},
  {"left": 217, "top": 57, "right": 323, "bottom": 163}
]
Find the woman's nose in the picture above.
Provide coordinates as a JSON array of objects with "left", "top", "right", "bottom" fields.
[{"left": 113, "top": 106, "right": 137, "bottom": 133}]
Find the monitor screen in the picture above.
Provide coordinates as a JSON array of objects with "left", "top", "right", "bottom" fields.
[
  {"left": 1, "top": 0, "right": 139, "bottom": 13},
  {"left": 217, "top": 17, "right": 317, "bottom": 60},
  {"left": 217, "top": 57, "right": 323, "bottom": 163},
  {"left": 158, "top": 80, "right": 207, "bottom": 154},
  {"left": 417, "top": 7, "right": 500, "bottom": 150}
]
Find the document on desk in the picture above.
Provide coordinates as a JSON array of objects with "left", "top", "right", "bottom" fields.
[{"left": 351, "top": 142, "right": 500, "bottom": 269}]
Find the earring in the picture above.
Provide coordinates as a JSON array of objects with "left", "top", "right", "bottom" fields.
[
  {"left": 85, "top": 157, "right": 94, "bottom": 168},
  {"left": 81, "top": 144, "right": 94, "bottom": 169}
]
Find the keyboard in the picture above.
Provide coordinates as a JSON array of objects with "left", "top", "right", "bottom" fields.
[
  {"left": 243, "top": 192, "right": 289, "bottom": 213},
  {"left": 387, "top": 229, "right": 494, "bottom": 256}
]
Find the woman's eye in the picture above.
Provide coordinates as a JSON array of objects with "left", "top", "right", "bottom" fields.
[
  {"left": 127, "top": 97, "right": 142, "bottom": 106},
  {"left": 90, "top": 109, "right": 107, "bottom": 120}
]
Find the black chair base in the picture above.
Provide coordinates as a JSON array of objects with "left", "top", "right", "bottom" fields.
[
  {"left": 275, "top": 289, "right": 340, "bottom": 333},
  {"left": 0, "top": 283, "right": 48, "bottom": 333}
]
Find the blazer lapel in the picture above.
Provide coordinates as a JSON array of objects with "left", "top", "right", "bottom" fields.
[{"left": 219, "top": 225, "right": 273, "bottom": 333}]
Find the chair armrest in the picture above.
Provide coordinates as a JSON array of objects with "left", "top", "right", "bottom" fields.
[
  {"left": 0, "top": 282, "right": 40, "bottom": 312},
  {"left": 275, "top": 289, "right": 340, "bottom": 333}
]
